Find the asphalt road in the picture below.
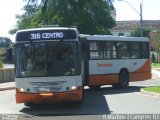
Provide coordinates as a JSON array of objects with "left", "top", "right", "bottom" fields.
[{"left": 0, "top": 79, "right": 160, "bottom": 120}]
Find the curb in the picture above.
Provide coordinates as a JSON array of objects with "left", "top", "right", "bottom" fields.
[
  {"left": 140, "top": 88, "right": 160, "bottom": 98},
  {"left": 0, "top": 86, "right": 15, "bottom": 91}
]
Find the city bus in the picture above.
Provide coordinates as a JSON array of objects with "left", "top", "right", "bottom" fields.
[
  {"left": 81, "top": 35, "right": 151, "bottom": 89},
  {"left": 15, "top": 27, "right": 84, "bottom": 106},
  {"left": 15, "top": 27, "right": 151, "bottom": 106}
]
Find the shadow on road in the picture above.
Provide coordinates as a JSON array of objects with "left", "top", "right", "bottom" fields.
[{"left": 19, "top": 85, "right": 144, "bottom": 117}]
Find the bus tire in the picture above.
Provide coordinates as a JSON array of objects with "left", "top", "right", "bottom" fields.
[
  {"left": 79, "top": 86, "right": 84, "bottom": 104},
  {"left": 75, "top": 99, "right": 83, "bottom": 105},
  {"left": 90, "top": 85, "right": 101, "bottom": 90},
  {"left": 113, "top": 70, "right": 129, "bottom": 88},
  {"left": 24, "top": 102, "right": 36, "bottom": 107},
  {"left": 74, "top": 87, "right": 84, "bottom": 105},
  {"left": 119, "top": 70, "right": 129, "bottom": 87}
]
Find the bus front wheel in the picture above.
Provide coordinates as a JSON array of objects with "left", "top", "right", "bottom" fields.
[
  {"left": 24, "top": 102, "right": 36, "bottom": 107},
  {"left": 90, "top": 85, "right": 101, "bottom": 90}
]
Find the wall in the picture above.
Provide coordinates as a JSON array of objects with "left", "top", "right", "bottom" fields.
[{"left": 0, "top": 68, "right": 14, "bottom": 83}]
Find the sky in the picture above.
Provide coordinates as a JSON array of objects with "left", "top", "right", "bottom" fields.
[
  {"left": 114, "top": 0, "right": 160, "bottom": 21},
  {"left": 0, "top": 0, "right": 160, "bottom": 42},
  {"left": 0, "top": 0, "right": 25, "bottom": 42}
]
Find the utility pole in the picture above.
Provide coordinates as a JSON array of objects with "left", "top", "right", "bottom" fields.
[
  {"left": 118, "top": 0, "right": 143, "bottom": 37},
  {"left": 140, "top": 3, "right": 143, "bottom": 37}
]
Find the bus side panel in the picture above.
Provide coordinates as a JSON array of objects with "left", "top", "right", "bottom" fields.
[
  {"left": 88, "top": 60, "right": 129, "bottom": 86},
  {"left": 129, "top": 72, "right": 151, "bottom": 81},
  {"left": 89, "top": 74, "right": 119, "bottom": 86},
  {"left": 129, "top": 59, "right": 151, "bottom": 81},
  {"left": 88, "top": 59, "right": 151, "bottom": 86}
]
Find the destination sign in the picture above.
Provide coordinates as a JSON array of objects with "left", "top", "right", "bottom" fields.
[
  {"left": 31, "top": 32, "right": 64, "bottom": 40},
  {"left": 16, "top": 29, "right": 77, "bottom": 42}
]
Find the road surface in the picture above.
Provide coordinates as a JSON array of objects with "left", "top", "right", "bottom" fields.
[{"left": 0, "top": 79, "right": 160, "bottom": 120}]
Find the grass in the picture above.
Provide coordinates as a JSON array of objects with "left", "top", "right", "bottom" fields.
[
  {"left": 151, "top": 63, "right": 160, "bottom": 67},
  {"left": 143, "top": 86, "right": 160, "bottom": 94}
]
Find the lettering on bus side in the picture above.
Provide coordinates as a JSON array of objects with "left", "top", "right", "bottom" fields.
[
  {"left": 97, "top": 63, "right": 113, "bottom": 67},
  {"left": 31, "top": 32, "right": 64, "bottom": 40}
]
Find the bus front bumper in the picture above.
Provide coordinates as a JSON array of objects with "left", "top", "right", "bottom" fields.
[{"left": 16, "top": 88, "right": 82, "bottom": 104}]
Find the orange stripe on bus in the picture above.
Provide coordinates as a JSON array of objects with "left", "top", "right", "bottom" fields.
[
  {"left": 89, "top": 74, "right": 119, "bottom": 86},
  {"left": 129, "top": 71, "right": 151, "bottom": 81},
  {"left": 135, "top": 59, "right": 151, "bottom": 72},
  {"left": 88, "top": 71, "right": 151, "bottom": 86},
  {"left": 16, "top": 88, "right": 82, "bottom": 103}
]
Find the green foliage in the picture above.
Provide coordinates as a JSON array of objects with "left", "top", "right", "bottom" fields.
[
  {"left": 9, "top": 0, "right": 116, "bottom": 35},
  {"left": 130, "top": 28, "right": 151, "bottom": 38},
  {"left": 0, "top": 37, "right": 12, "bottom": 47}
]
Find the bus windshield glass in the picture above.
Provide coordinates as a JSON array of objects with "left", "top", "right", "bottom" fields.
[{"left": 16, "top": 41, "right": 80, "bottom": 77}]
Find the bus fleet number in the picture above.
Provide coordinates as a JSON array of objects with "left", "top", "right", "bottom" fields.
[{"left": 31, "top": 33, "right": 41, "bottom": 40}]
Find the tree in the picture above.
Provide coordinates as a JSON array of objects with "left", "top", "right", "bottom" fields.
[
  {"left": 9, "top": 2, "right": 41, "bottom": 34},
  {"left": 107, "top": 0, "right": 115, "bottom": 10},
  {"left": 130, "top": 28, "right": 151, "bottom": 38},
  {"left": 9, "top": 0, "right": 116, "bottom": 35},
  {"left": 0, "top": 37, "right": 12, "bottom": 48}
]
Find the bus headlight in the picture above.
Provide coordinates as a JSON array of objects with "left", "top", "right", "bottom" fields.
[
  {"left": 20, "top": 88, "right": 24, "bottom": 92},
  {"left": 70, "top": 86, "right": 77, "bottom": 90}
]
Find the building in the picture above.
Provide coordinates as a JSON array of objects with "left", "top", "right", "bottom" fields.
[{"left": 111, "top": 20, "right": 160, "bottom": 36}]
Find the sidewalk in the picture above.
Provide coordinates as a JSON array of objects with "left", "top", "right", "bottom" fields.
[
  {"left": 0, "top": 82, "right": 15, "bottom": 91},
  {"left": 0, "top": 69, "right": 160, "bottom": 91},
  {"left": 151, "top": 69, "right": 160, "bottom": 79},
  {"left": 140, "top": 69, "right": 160, "bottom": 98}
]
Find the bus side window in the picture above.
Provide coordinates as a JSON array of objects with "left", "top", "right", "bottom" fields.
[
  {"left": 117, "top": 42, "right": 130, "bottom": 59},
  {"left": 89, "top": 42, "right": 103, "bottom": 59},
  {"left": 130, "top": 43, "right": 141, "bottom": 59},
  {"left": 141, "top": 43, "right": 149, "bottom": 59},
  {"left": 104, "top": 42, "right": 117, "bottom": 59}
]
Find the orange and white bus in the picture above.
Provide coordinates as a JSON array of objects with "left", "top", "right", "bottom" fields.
[
  {"left": 15, "top": 27, "right": 84, "bottom": 106},
  {"left": 81, "top": 35, "right": 151, "bottom": 89},
  {"left": 15, "top": 27, "right": 151, "bottom": 106}
]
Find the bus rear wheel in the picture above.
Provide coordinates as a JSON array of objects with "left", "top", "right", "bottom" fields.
[{"left": 113, "top": 70, "right": 129, "bottom": 88}]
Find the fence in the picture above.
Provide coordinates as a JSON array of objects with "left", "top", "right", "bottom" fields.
[{"left": 0, "top": 68, "right": 14, "bottom": 83}]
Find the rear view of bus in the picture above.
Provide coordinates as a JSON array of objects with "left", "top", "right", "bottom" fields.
[{"left": 15, "top": 27, "right": 83, "bottom": 106}]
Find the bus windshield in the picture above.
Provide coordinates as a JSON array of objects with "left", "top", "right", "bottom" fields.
[{"left": 16, "top": 41, "right": 80, "bottom": 77}]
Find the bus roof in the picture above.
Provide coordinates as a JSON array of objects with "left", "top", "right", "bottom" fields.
[
  {"left": 16, "top": 27, "right": 78, "bottom": 33},
  {"left": 80, "top": 34, "right": 149, "bottom": 42}
]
